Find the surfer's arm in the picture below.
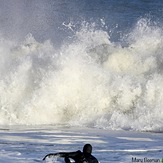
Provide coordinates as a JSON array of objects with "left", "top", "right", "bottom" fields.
[{"left": 65, "top": 150, "right": 81, "bottom": 158}]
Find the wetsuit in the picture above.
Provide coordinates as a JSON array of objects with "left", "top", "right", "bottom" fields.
[
  {"left": 43, "top": 144, "right": 99, "bottom": 163},
  {"left": 64, "top": 150, "right": 98, "bottom": 163}
]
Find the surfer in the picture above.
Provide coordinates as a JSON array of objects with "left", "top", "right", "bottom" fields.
[{"left": 43, "top": 144, "right": 99, "bottom": 163}]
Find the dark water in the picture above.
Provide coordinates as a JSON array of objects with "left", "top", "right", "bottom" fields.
[{"left": 0, "top": 0, "right": 162, "bottom": 45}]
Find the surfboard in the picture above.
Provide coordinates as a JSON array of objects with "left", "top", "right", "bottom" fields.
[
  {"left": 43, "top": 153, "right": 75, "bottom": 162},
  {"left": 42, "top": 153, "right": 65, "bottom": 160}
]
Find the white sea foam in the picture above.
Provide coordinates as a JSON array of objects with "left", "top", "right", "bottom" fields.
[{"left": 0, "top": 19, "right": 162, "bottom": 132}]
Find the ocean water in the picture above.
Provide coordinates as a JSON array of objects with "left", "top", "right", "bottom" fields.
[{"left": 0, "top": 0, "right": 163, "bottom": 162}]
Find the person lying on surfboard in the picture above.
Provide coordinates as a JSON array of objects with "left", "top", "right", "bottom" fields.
[{"left": 43, "top": 144, "right": 99, "bottom": 163}]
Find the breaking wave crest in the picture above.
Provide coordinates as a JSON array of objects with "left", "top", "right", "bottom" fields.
[{"left": 0, "top": 19, "right": 163, "bottom": 132}]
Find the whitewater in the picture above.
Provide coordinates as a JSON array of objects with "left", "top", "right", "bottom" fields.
[
  {"left": 0, "top": 0, "right": 163, "bottom": 162},
  {"left": 0, "top": 18, "right": 163, "bottom": 132}
]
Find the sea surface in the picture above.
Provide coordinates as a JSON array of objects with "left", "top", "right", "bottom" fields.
[{"left": 0, "top": 0, "right": 163, "bottom": 162}]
